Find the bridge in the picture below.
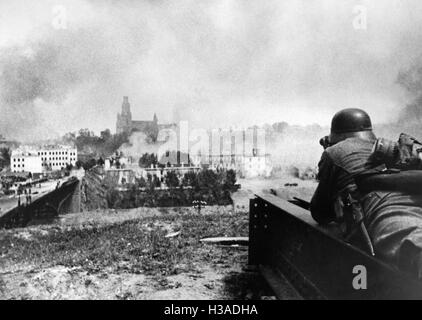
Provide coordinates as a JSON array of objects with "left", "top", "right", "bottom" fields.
[
  {"left": 249, "top": 193, "right": 422, "bottom": 299},
  {"left": 0, "top": 177, "right": 81, "bottom": 229}
]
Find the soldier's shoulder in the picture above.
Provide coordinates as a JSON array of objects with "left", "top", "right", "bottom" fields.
[
  {"left": 325, "top": 138, "right": 372, "bottom": 159},
  {"left": 325, "top": 139, "right": 349, "bottom": 158}
]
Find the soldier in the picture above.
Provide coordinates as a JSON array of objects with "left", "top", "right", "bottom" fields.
[{"left": 311, "top": 108, "right": 422, "bottom": 278}]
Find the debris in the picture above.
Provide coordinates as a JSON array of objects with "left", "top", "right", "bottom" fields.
[
  {"left": 299, "top": 167, "right": 317, "bottom": 180},
  {"left": 84, "top": 279, "right": 92, "bottom": 286},
  {"left": 165, "top": 231, "right": 181, "bottom": 238},
  {"left": 204, "top": 282, "right": 215, "bottom": 290},
  {"left": 284, "top": 183, "right": 298, "bottom": 187},
  {"left": 200, "top": 237, "right": 248, "bottom": 246}
]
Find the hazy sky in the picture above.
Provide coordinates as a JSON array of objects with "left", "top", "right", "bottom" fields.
[{"left": 1, "top": 0, "right": 422, "bottom": 140}]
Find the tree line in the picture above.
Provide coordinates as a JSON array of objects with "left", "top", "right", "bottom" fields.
[{"left": 104, "top": 168, "right": 239, "bottom": 208}]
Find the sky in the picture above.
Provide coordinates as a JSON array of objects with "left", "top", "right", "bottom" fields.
[{"left": 1, "top": 0, "right": 422, "bottom": 140}]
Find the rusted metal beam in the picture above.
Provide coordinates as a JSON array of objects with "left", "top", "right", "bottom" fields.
[{"left": 250, "top": 193, "right": 422, "bottom": 300}]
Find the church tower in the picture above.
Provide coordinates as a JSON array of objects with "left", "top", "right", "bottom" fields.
[{"left": 116, "top": 96, "right": 133, "bottom": 134}]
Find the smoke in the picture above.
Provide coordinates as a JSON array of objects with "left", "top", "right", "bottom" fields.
[
  {"left": 2, "top": 0, "right": 422, "bottom": 141},
  {"left": 266, "top": 124, "right": 327, "bottom": 171},
  {"left": 118, "top": 130, "right": 180, "bottom": 163},
  {"left": 396, "top": 62, "right": 422, "bottom": 123},
  {"left": 118, "top": 132, "right": 160, "bottom": 159},
  {"left": 0, "top": 28, "right": 126, "bottom": 140},
  {"left": 2, "top": 45, "right": 67, "bottom": 106},
  {"left": 366, "top": 59, "right": 422, "bottom": 141},
  {"left": 0, "top": 3, "right": 141, "bottom": 141}
]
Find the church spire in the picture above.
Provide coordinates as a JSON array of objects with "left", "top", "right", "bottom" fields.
[
  {"left": 122, "top": 96, "right": 131, "bottom": 115},
  {"left": 153, "top": 113, "right": 158, "bottom": 123}
]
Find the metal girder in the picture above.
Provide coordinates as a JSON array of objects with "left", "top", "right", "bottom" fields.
[{"left": 249, "top": 193, "right": 422, "bottom": 300}]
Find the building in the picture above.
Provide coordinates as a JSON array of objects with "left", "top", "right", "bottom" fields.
[
  {"left": 11, "top": 145, "right": 77, "bottom": 174},
  {"left": 141, "top": 164, "right": 201, "bottom": 184},
  {"left": 116, "top": 96, "right": 176, "bottom": 136},
  {"left": 104, "top": 154, "right": 201, "bottom": 186},
  {"left": 190, "top": 128, "right": 272, "bottom": 178},
  {"left": 37, "top": 145, "right": 78, "bottom": 171},
  {"left": 11, "top": 149, "right": 42, "bottom": 175}
]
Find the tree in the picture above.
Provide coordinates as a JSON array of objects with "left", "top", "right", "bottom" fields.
[
  {"left": 0, "top": 148, "right": 11, "bottom": 168},
  {"left": 136, "top": 176, "right": 147, "bottom": 188},
  {"left": 78, "top": 128, "right": 95, "bottom": 137},
  {"left": 82, "top": 158, "right": 97, "bottom": 170},
  {"left": 139, "top": 153, "right": 158, "bottom": 168},
  {"left": 197, "top": 169, "right": 218, "bottom": 190},
  {"left": 152, "top": 175, "right": 161, "bottom": 188},
  {"left": 224, "top": 169, "right": 237, "bottom": 191},
  {"left": 165, "top": 171, "right": 179, "bottom": 189},
  {"left": 181, "top": 171, "right": 198, "bottom": 188},
  {"left": 100, "top": 129, "right": 111, "bottom": 141},
  {"left": 63, "top": 132, "right": 76, "bottom": 144},
  {"left": 104, "top": 132, "right": 129, "bottom": 155}
]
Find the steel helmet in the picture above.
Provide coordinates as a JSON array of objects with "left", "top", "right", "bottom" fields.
[{"left": 329, "top": 108, "right": 376, "bottom": 144}]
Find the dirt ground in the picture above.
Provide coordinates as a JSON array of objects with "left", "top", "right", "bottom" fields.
[{"left": 0, "top": 177, "right": 317, "bottom": 300}]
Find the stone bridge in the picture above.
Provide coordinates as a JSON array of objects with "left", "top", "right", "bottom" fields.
[{"left": 0, "top": 177, "right": 81, "bottom": 229}]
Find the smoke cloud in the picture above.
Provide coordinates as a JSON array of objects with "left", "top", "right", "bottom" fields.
[{"left": 1, "top": 0, "right": 422, "bottom": 142}]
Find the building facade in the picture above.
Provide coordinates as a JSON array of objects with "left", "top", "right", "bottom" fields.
[
  {"left": 189, "top": 128, "right": 272, "bottom": 178},
  {"left": 37, "top": 146, "right": 78, "bottom": 171},
  {"left": 11, "top": 145, "right": 77, "bottom": 174},
  {"left": 11, "top": 151, "right": 42, "bottom": 175}
]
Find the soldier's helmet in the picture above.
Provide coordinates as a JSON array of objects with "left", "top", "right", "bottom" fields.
[{"left": 329, "top": 108, "right": 376, "bottom": 144}]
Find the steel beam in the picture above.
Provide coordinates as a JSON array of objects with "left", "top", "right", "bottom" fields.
[{"left": 250, "top": 193, "right": 422, "bottom": 299}]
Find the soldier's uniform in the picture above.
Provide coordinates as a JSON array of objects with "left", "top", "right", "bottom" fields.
[{"left": 311, "top": 109, "right": 422, "bottom": 276}]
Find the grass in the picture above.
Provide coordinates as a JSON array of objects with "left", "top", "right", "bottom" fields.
[{"left": 0, "top": 211, "right": 249, "bottom": 276}]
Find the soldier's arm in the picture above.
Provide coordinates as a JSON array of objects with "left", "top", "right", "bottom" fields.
[{"left": 310, "top": 151, "right": 337, "bottom": 225}]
